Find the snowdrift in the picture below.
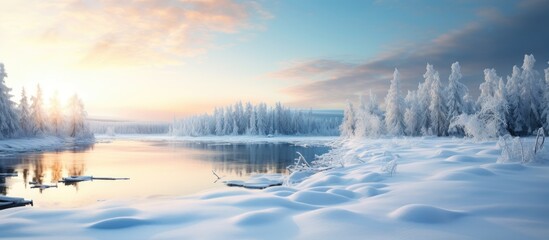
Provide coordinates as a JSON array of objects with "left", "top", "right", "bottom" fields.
[{"left": 1, "top": 137, "right": 549, "bottom": 239}]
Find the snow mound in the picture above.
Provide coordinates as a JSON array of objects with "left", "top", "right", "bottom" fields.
[
  {"left": 88, "top": 217, "right": 150, "bottom": 229},
  {"left": 429, "top": 167, "right": 494, "bottom": 180},
  {"left": 231, "top": 208, "right": 286, "bottom": 226},
  {"left": 444, "top": 155, "right": 482, "bottom": 163},
  {"left": 389, "top": 204, "right": 466, "bottom": 223},
  {"left": 290, "top": 190, "right": 350, "bottom": 206}
]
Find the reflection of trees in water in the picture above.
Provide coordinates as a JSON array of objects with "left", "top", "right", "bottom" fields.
[
  {"left": 0, "top": 167, "right": 17, "bottom": 195},
  {"left": 177, "top": 142, "right": 330, "bottom": 177},
  {"left": 64, "top": 152, "right": 86, "bottom": 190},
  {"left": 0, "top": 143, "right": 94, "bottom": 195}
]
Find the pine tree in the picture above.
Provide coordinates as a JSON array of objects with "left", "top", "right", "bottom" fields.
[
  {"left": 519, "top": 54, "right": 544, "bottom": 134},
  {"left": 543, "top": 61, "right": 549, "bottom": 133},
  {"left": 418, "top": 64, "right": 437, "bottom": 134},
  {"left": 0, "top": 63, "right": 20, "bottom": 138},
  {"left": 340, "top": 101, "right": 356, "bottom": 137},
  {"left": 214, "top": 107, "right": 224, "bottom": 136},
  {"left": 256, "top": 103, "right": 267, "bottom": 135},
  {"left": 445, "top": 62, "right": 469, "bottom": 135},
  {"left": 505, "top": 66, "right": 524, "bottom": 134},
  {"left": 19, "top": 88, "right": 32, "bottom": 136},
  {"left": 476, "top": 69, "right": 507, "bottom": 137},
  {"left": 428, "top": 65, "right": 448, "bottom": 136},
  {"left": 404, "top": 90, "right": 420, "bottom": 135},
  {"left": 247, "top": 108, "right": 257, "bottom": 135},
  {"left": 67, "top": 94, "right": 92, "bottom": 139},
  {"left": 385, "top": 68, "right": 405, "bottom": 136},
  {"left": 30, "top": 84, "right": 47, "bottom": 135},
  {"left": 495, "top": 78, "right": 509, "bottom": 135},
  {"left": 49, "top": 91, "right": 63, "bottom": 136}
]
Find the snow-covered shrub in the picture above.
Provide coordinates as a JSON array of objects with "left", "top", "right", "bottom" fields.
[
  {"left": 498, "top": 129, "right": 545, "bottom": 164},
  {"left": 286, "top": 152, "right": 313, "bottom": 173},
  {"left": 381, "top": 159, "right": 398, "bottom": 176},
  {"left": 354, "top": 111, "right": 384, "bottom": 138},
  {"left": 450, "top": 114, "right": 498, "bottom": 140}
]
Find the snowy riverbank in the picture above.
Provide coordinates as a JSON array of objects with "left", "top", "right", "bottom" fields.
[
  {"left": 95, "top": 134, "right": 338, "bottom": 146},
  {"left": 2, "top": 137, "right": 549, "bottom": 239},
  {"left": 0, "top": 136, "right": 82, "bottom": 154}
]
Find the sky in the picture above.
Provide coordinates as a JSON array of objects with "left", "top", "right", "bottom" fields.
[{"left": 1, "top": 0, "right": 548, "bottom": 121}]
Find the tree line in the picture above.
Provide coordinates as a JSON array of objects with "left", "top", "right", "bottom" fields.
[
  {"left": 341, "top": 54, "right": 549, "bottom": 139},
  {"left": 171, "top": 102, "right": 341, "bottom": 136},
  {"left": 0, "top": 63, "right": 93, "bottom": 139}
]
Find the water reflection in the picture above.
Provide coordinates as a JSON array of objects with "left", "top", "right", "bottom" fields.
[
  {"left": 172, "top": 142, "right": 326, "bottom": 177},
  {"left": 0, "top": 140, "right": 329, "bottom": 208},
  {"left": 1, "top": 144, "right": 93, "bottom": 194}
]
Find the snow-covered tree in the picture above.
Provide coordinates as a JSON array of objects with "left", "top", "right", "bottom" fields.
[
  {"left": 417, "top": 64, "right": 437, "bottom": 134},
  {"left": 340, "top": 101, "right": 356, "bottom": 137},
  {"left": 543, "top": 62, "right": 549, "bottom": 132},
  {"left": 477, "top": 69, "right": 507, "bottom": 136},
  {"left": 0, "top": 63, "right": 20, "bottom": 138},
  {"left": 30, "top": 84, "right": 47, "bottom": 135},
  {"left": 445, "top": 62, "right": 470, "bottom": 135},
  {"left": 18, "top": 88, "right": 32, "bottom": 136},
  {"left": 519, "top": 54, "right": 544, "bottom": 134},
  {"left": 214, "top": 107, "right": 224, "bottom": 136},
  {"left": 495, "top": 78, "right": 509, "bottom": 135},
  {"left": 428, "top": 65, "right": 448, "bottom": 136},
  {"left": 256, "top": 103, "right": 267, "bottom": 135},
  {"left": 404, "top": 90, "right": 421, "bottom": 135},
  {"left": 355, "top": 93, "right": 384, "bottom": 137},
  {"left": 247, "top": 107, "right": 257, "bottom": 135},
  {"left": 505, "top": 65, "right": 525, "bottom": 135},
  {"left": 67, "top": 94, "right": 93, "bottom": 139},
  {"left": 49, "top": 91, "right": 63, "bottom": 136},
  {"left": 385, "top": 68, "right": 405, "bottom": 136}
]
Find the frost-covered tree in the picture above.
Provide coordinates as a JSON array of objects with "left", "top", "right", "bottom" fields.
[
  {"left": 385, "top": 68, "right": 405, "bottom": 136},
  {"left": 49, "top": 91, "right": 63, "bottom": 136},
  {"left": 417, "top": 64, "right": 438, "bottom": 134},
  {"left": 0, "top": 63, "right": 20, "bottom": 139},
  {"left": 18, "top": 88, "right": 32, "bottom": 136},
  {"left": 478, "top": 69, "right": 507, "bottom": 136},
  {"left": 428, "top": 66, "right": 448, "bottom": 136},
  {"left": 256, "top": 103, "right": 267, "bottom": 135},
  {"left": 340, "top": 101, "right": 356, "bottom": 137},
  {"left": 505, "top": 66, "right": 525, "bottom": 135},
  {"left": 231, "top": 119, "right": 239, "bottom": 135},
  {"left": 247, "top": 107, "right": 257, "bottom": 135},
  {"left": 519, "top": 54, "right": 544, "bottom": 134},
  {"left": 495, "top": 78, "right": 509, "bottom": 135},
  {"left": 30, "top": 84, "right": 47, "bottom": 135},
  {"left": 67, "top": 94, "right": 93, "bottom": 139},
  {"left": 445, "top": 62, "right": 469, "bottom": 135},
  {"left": 543, "top": 62, "right": 549, "bottom": 132},
  {"left": 355, "top": 93, "right": 383, "bottom": 137},
  {"left": 404, "top": 90, "right": 421, "bottom": 135},
  {"left": 214, "top": 107, "right": 224, "bottom": 136}
]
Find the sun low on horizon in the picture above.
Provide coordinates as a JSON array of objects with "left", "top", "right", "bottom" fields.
[{"left": 1, "top": 0, "right": 548, "bottom": 121}]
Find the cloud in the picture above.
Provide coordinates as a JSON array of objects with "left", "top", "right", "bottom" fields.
[
  {"left": 276, "top": 0, "right": 549, "bottom": 108},
  {"left": 1, "top": 0, "right": 270, "bottom": 67}
]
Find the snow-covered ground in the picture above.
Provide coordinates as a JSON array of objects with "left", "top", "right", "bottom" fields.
[
  {"left": 95, "top": 134, "right": 338, "bottom": 146},
  {"left": 1, "top": 137, "right": 549, "bottom": 239},
  {"left": 0, "top": 136, "right": 67, "bottom": 154}
]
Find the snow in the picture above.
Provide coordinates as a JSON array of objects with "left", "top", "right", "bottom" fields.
[
  {"left": 0, "top": 136, "right": 65, "bottom": 153},
  {"left": 225, "top": 174, "right": 284, "bottom": 189},
  {"left": 95, "top": 134, "right": 337, "bottom": 146},
  {"left": 1, "top": 137, "right": 549, "bottom": 239}
]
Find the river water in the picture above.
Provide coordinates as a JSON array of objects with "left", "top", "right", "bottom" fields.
[{"left": 0, "top": 140, "right": 330, "bottom": 208}]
